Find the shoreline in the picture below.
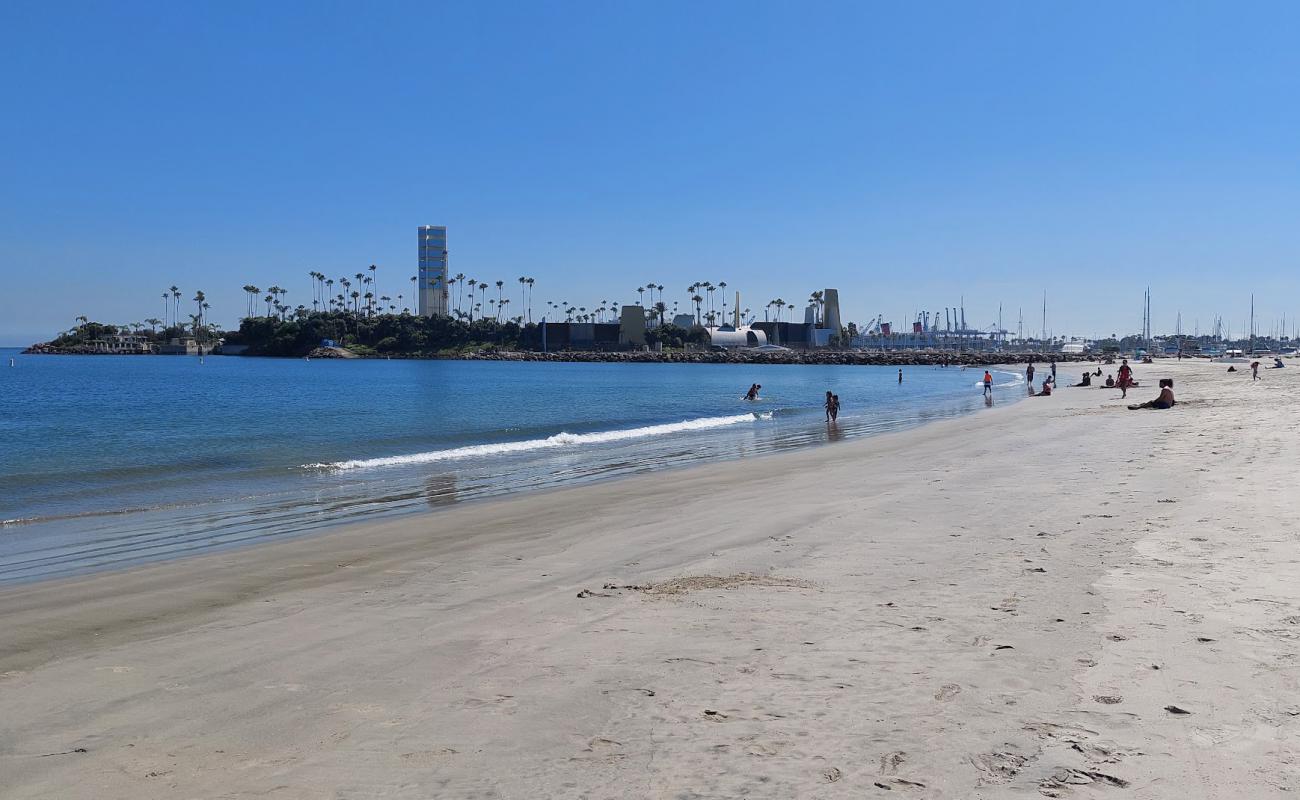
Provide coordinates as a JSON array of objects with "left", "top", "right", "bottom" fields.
[{"left": 2, "top": 360, "right": 1295, "bottom": 796}]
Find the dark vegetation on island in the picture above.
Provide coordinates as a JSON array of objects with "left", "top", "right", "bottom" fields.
[{"left": 24, "top": 312, "right": 1107, "bottom": 366}]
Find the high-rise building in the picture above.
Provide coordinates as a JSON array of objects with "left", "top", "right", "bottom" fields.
[{"left": 417, "top": 225, "right": 449, "bottom": 317}]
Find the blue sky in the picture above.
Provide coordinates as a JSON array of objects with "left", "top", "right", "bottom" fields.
[{"left": 3, "top": 0, "right": 1300, "bottom": 345}]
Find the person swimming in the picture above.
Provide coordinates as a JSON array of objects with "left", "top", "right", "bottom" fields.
[{"left": 744, "top": 383, "right": 761, "bottom": 400}]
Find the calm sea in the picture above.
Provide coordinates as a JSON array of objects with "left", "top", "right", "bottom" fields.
[{"left": 0, "top": 349, "right": 1025, "bottom": 583}]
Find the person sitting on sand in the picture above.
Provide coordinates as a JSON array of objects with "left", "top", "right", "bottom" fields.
[
  {"left": 1074, "top": 372, "right": 1092, "bottom": 387},
  {"left": 1273, "top": 358, "right": 1285, "bottom": 368},
  {"left": 1036, "top": 378, "right": 1053, "bottom": 396},
  {"left": 1104, "top": 374, "right": 1115, "bottom": 387},
  {"left": 1093, "top": 368, "right": 1103, "bottom": 377},
  {"left": 1129, "top": 379, "right": 1175, "bottom": 410},
  {"left": 1227, "top": 365, "right": 1237, "bottom": 372}
]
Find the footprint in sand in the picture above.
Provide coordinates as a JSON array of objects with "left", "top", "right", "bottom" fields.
[{"left": 935, "top": 684, "right": 962, "bottom": 701}]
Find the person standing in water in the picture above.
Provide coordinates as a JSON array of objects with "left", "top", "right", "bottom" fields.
[
  {"left": 824, "top": 390, "right": 835, "bottom": 421},
  {"left": 1026, "top": 361, "right": 1035, "bottom": 386},
  {"left": 830, "top": 394, "right": 840, "bottom": 422},
  {"left": 744, "top": 383, "right": 761, "bottom": 400},
  {"left": 983, "top": 370, "right": 993, "bottom": 396},
  {"left": 1050, "top": 360, "right": 1057, "bottom": 384},
  {"left": 898, "top": 369, "right": 903, "bottom": 384}
]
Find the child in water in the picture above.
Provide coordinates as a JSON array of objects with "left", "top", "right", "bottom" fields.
[
  {"left": 824, "top": 391, "right": 834, "bottom": 421},
  {"left": 830, "top": 394, "right": 840, "bottom": 421}
]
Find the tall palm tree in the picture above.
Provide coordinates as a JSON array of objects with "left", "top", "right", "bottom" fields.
[
  {"left": 636, "top": 286, "right": 645, "bottom": 308},
  {"left": 193, "top": 291, "right": 206, "bottom": 331},
  {"left": 691, "top": 294, "right": 704, "bottom": 326},
  {"left": 162, "top": 292, "right": 172, "bottom": 327},
  {"left": 368, "top": 264, "right": 378, "bottom": 307},
  {"left": 654, "top": 301, "right": 667, "bottom": 326},
  {"left": 170, "top": 286, "right": 181, "bottom": 327},
  {"left": 526, "top": 278, "right": 535, "bottom": 323},
  {"left": 410, "top": 275, "right": 418, "bottom": 312},
  {"left": 518, "top": 277, "right": 527, "bottom": 319}
]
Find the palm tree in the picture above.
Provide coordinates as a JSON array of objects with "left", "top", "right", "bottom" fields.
[
  {"left": 410, "top": 275, "right": 418, "bottom": 312},
  {"left": 145, "top": 317, "right": 162, "bottom": 333},
  {"left": 368, "top": 264, "right": 378, "bottom": 306},
  {"left": 691, "top": 294, "right": 704, "bottom": 326},
  {"left": 636, "top": 286, "right": 645, "bottom": 308},
  {"left": 526, "top": 278, "right": 535, "bottom": 322},
  {"left": 162, "top": 292, "right": 172, "bottom": 327},
  {"left": 718, "top": 281, "right": 728, "bottom": 320},
  {"left": 518, "top": 277, "right": 527, "bottom": 320},
  {"left": 495, "top": 280, "right": 505, "bottom": 312},
  {"left": 170, "top": 286, "right": 181, "bottom": 328},
  {"left": 500, "top": 298, "right": 511, "bottom": 322},
  {"left": 653, "top": 301, "right": 667, "bottom": 326}
]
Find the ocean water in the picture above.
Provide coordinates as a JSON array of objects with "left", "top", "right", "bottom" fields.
[{"left": 0, "top": 350, "right": 1025, "bottom": 583}]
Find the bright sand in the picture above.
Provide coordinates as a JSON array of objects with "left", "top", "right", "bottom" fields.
[{"left": 1, "top": 360, "right": 1296, "bottom": 797}]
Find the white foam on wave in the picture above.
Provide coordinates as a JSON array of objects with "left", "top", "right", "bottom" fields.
[
  {"left": 971, "top": 370, "right": 1026, "bottom": 389},
  {"left": 307, "top": 413, "right": 773, "bottom": 472}
]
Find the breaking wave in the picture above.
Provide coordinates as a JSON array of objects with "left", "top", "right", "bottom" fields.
[{"left": 307, "top": 413, "right": 773, "bottom": 471}]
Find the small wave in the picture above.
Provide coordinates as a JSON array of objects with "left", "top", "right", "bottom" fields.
[{"left": 307, "top": 413, "right": 773, "bottom": 472}]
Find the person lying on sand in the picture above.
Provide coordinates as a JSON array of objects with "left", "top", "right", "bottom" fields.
[{"left": 1128, "top": 379, "right": 1175, "bottom": 410}]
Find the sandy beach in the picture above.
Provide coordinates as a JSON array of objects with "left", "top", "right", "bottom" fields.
[{"left": 1, "top": 360, "right": 1296, "bottom": 798}]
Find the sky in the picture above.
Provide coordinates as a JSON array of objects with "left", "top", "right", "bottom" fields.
[{"left": 3, "top": 0, "right": 1300, "bottom": 345}]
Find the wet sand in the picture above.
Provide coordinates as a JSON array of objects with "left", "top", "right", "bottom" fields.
[{"left": 1, "top": 360, "right": 1296, "bottom": 798}]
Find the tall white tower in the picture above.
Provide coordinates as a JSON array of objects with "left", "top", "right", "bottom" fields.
[{"left": 417, "top": 225, "right": 449, "bottom": 317}]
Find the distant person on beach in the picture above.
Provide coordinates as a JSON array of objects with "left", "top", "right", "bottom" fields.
[
  {"left": 825, "top": 391, "right": 835, "bottom": 421},
  {"left": 1094, "top": 368, "right": 1103, "bottom": 377},
  {"left": 1074, "top": 372, "right": 1092, "bottom": 387},
  {"left": 1026, "top": 362, "right": 1035, "bottom": 385},
  {"left": 1104, "top": 374, "right": 1115, "bottom": 387},
  {"left": 744, "top": 383, "right": 760, "bottom": 400},
  {"left": 1227, "top": 365, "right": 1238, "bottom": 372},
  {"left": 1129, "top": 379, "right": 1175, "bottom": 410},
  {"left": 1116, "top": 359, "right": 1134, "bottom": 399},
  {"left": 982, "top": 370, "right": 993, "bottom": 396},
  {"left": 1050, "top": 360, "right": 1057, "bottom": 383},
  {"left": 1251, "top": 361, "right": 1261, "bottom": 380},
  {"left": 1273, "top": 358, "right": 1285, "bottom": 369},
  {"left": 1036, "top": 378, "right": 1053, "bottom": 396},
  {"left": 830, "top": 394, "right": 840, "bottom": 421}
]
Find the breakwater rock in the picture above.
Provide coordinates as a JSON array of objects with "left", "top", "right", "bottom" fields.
[{"left": 455, "top": 350, "right": 1094, "bottom": 367}]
